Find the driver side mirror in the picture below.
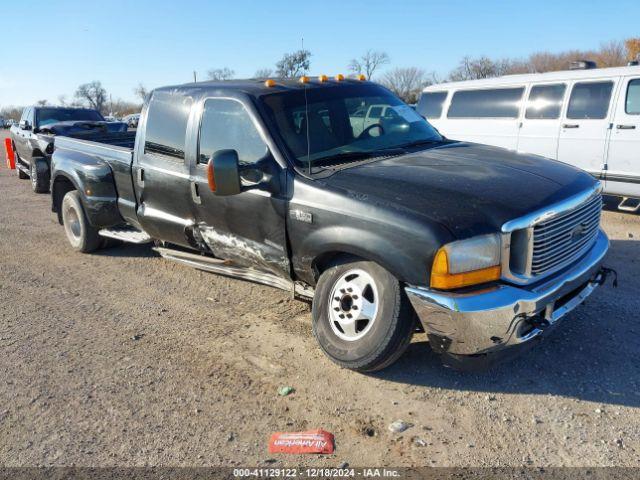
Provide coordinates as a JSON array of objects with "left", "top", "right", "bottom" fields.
[
  {"left": 19, "top": 120, "right": 32, "bottom": 131},
  {"left": 207, "top": 149, "right": 241, "bottom": 196}
]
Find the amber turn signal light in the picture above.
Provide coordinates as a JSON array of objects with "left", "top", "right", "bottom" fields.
[
  {"left": 207, "top": 158, "right": 217, "bottom": 192},
  {"left": 430, "top": 248, "right": 501, "bottom": 290}
]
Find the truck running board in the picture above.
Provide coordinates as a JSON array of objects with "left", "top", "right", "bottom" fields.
[
  {"left": 98, "top": 226, "right": 152, "bottom": 244},
  {"left": 617, "top": 197, "right": 640, "bottom": 213},
  {"left": 154, "top": 247, "right": 314, "bottom": 299}
]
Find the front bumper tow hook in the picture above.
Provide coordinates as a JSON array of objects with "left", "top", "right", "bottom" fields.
[{"left": 597, "top": 267, "right": 618, "bottom": 288}]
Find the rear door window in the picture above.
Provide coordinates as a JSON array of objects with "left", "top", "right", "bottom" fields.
[
  {"left": 447, "top": 88, "right": 524, "bottom": 118},
  {"left": 625, "top": 79, "right": 640, "bottom": 114},
  {"left": 417, "top": 91, "right": 448, "bottom": 118},
  {"left": 525, "top": 84, "right": 566, "bottom": 119},
  {"left": 144, "top": 91, "right": 193, "bottom": 160},
  {"left": 566, "top": 81, "right": 613, "bottom": 120},
  {"left": 198, "top": 98, "right": 268, "bottom": 165}
]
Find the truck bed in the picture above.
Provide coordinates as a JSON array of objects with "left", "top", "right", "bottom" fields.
[{"left": 54, "top": 131, "right": 137, "bottom": 162}]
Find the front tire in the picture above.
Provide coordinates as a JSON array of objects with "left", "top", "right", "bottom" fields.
[
  {"left": 312, "top": 258, "right": 415, "bottom": 372},
  {"left": 61, "top": 191, "right": 102, "bottom": 253},
  {"left": 30, "top": 160, "right": 49, "bottom": 193}
]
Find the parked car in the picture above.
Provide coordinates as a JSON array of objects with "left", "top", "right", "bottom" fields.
[
  {"left": 50, "top": 78, "right": 610, "bottom": 371},
  {"left": 417, "top": 64, "right": 640, "bottom": 212},
  {"left": 9, "top": 106, "right": 128, "bottom": 192},
  {"left": 123, "top": 113, "right": 140, "bottom": 128}
]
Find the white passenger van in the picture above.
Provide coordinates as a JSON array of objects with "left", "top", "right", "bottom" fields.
[{"left": 418, "top": 65, "right": 640, "bottom": 211}]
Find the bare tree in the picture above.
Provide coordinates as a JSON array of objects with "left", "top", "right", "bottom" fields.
[
  {"left": 254, "top": 68, "right": 274, "bottom": 78},
  {"left": 57, "top": 95, "right": 68, "bottom": 106},
  {"left": 207, "top": 68, "right": 235, "bottom": 81},
  {"left": 133, "top": 83, "right": 149, "bottom": 101},
  {"left": 381, "top": 67, "right": 433, "bottom": 104},
  {"left": 36, "top": 99, "right": 48, "bottom": 106},
  {"left": 275, "top": 50, "right": 311, "bottom": 78},
  {"left": 348, "top": 50, "right": 390, "bottom": 79},
  {"left": 75, "top": 81, "right": 108, "bottom": 112}
]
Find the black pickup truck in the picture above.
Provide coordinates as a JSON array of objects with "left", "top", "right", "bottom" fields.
[
  {"left": 10, "top": 106, "right": 127, "bottom": 192},
  {"left": 50, "top": 78, "right": 610, "bottom": 371}
]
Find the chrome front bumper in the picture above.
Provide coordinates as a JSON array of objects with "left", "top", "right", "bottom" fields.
[{"left": 406, "top": 230, "right": 609, "bottom": 359}]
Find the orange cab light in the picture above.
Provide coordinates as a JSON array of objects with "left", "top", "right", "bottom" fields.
[
  {"left": 318, "top": 75, "right": 328, "bottom": 82},
  {"left": 207, "top": 158, "right": 217, "bottom": 192},
  {"left": 430, "top": 248, "right": 501, "bottom": 290},
  {"left": 335, "top": 74, "right": 345, "bottom": 81},
  {"left": 264, "top": 79, "right": 276, "bottom": 88},
  {"left": 299, "top": 76, "right": 310, "bottom": 84},
  {"left": 357, "top": 74, "right": 367, "bottom": 81}
]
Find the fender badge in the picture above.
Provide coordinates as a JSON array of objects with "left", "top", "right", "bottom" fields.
[{"left": 290, "top": 209, "right": 313, "bottom": 224}]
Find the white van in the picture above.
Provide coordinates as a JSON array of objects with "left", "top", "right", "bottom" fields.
[{"left": 418, "top": 65, "right": 640, "bottom": 211}]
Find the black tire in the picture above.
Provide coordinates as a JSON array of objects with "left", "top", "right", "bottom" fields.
[
  {"left": 61, "top": 191, "right": 102, "bottom": 253},
  {"left": 312, "top": 258, "right": 415, "bottom": 372},
  {"left": 30, "top": 160, "right": 49, "bottom": 193},
  {"left": 15, "top": 150, "right": 28, "bottom": 179}
]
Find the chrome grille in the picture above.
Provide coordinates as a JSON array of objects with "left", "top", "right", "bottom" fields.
[{"left": 530, "top": 194, "right": 602, "bottom": 275}]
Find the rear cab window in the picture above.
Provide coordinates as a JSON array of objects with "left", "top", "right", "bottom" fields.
[
  {"left": 566, "top": 81, "right": 613, "bottom": 119},
  {"left": 417, "top": 91, "right": 448, "bottom": 119},
  {"left": 144, "top": 91, "right": 193, "bottom": 160},
  {"left": 447, "top": 87, "right": 524, "bottom": 118}
]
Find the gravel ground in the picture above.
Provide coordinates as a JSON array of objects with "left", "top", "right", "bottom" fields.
[{"left": 0, "top": 130, "right": 639, "bottom": 467}]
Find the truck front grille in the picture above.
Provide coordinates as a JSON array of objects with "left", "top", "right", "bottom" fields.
[{"left": 530, "top": 193, "right": 602, "bottom": 276}]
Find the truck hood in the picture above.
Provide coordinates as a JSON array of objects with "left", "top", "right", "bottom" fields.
[
  {"left": 39, "top": 121, "right": 128, "bottom": 136},
  {"left": 322, "top": 142, "right": 598, "bottom": 238}
]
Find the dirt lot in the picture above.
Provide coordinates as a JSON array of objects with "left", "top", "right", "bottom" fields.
[{"left": 0, "top": 130, "right": 639, "bottom": 467}]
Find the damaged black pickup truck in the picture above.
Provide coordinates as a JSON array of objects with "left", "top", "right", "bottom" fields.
[{"left": 50, "top": 78, "right": 610, "bottom": 371}]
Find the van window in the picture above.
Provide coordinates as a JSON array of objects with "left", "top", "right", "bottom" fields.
[
  {"left": 626, "top": 79, "right": 640, "bottom": 115},
  {"left": 525, "top": 84, "right": 566, "bottom": 119},
  {"left": 417, "top": 92, "right": 447, "bottom": 118},
  {"left": 145, "top": 91, "right": 193, "bottom": 160},
  {"left": 198, "top": 98, "right": 268, "bottom": 165},
  {"left": 566, "top": 81, "right": 613, "bottom": 120},
  {"left": 447, "top": 88, "right": 524, "bottom": 118}
]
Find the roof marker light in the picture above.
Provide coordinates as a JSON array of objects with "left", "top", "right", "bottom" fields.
[
  {"left": 299, "top": 76, "right": 310, "bottom": 84},
  {"left": 335, "top": 74, "right": 345, "bottom": 81},
  {"left": 357, "top": 74, "right": 367, "bottom": 81},
  {"left": 264, "top": 79, "right": 276, "bottom": 88},
  {"left": 318, "top": 75, "right": 328, "bottom": 82}
]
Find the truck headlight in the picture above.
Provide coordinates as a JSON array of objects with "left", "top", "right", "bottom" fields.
[{"left": 431, "top": 233, "right": 502, "bottom": 290}]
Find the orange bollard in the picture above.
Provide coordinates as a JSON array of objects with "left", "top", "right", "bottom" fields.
[{"left": 4, "top": 138, "right": 15, "bottom": 169}]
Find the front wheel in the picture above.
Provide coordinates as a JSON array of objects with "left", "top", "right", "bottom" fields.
[
  {"left": 61, "top": 191, "right": 102, "bottom": 253},
  {"left": 312, "top": 258, "right": 415, "bottom": 372},
  {"left": 30, "top": 160, "right": 49, "bottom": 193}
]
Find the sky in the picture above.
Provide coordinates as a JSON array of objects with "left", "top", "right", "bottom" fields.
[{"left": 1, "top": 0, "right": 639, "bottom": 108}]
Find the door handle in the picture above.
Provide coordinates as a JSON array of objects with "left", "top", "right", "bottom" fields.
[
  {"left": 190, "top": 182, "right": 201, "bottom": 204},
  {"left": 616, "top": 124, "right": 636, "bottom": 130},
  {"left": 562, "top": 124, "right": 580, "bottom": 129},
  {"left": 136, "top": 167, "right": 144, "bottom": 187}
]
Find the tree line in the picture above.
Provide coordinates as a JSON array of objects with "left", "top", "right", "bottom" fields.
[{"left": 2, "top": 37, "right": 639, "bottom": 119}]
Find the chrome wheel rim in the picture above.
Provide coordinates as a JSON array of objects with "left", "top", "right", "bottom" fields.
[
  {"left": 65, "top": 205, "right": 82, "bottom": 240},
  {"left": 328, "top": 269, "right": 378, "bottom": 342},
  {"left": 31, "top": 163, "right": 37, "bottom": 189}
]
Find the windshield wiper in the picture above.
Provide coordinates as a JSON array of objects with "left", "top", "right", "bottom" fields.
[
  {"left": 396, "top": 139, "right": 442, "bottom": 150},
  {"left": 310, "top": 148, "right": 406, "bottom": 168}
]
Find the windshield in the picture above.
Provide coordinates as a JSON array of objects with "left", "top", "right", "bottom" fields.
[
  {"left": 36, "top": 108, "right": 104, "bottom": 127},
  {"left": 260, "top": 84, "right": 442, "bottom": 169}
]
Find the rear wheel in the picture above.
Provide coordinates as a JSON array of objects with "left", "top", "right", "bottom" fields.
[
  {"left": 30, "top": 160, "right": 49, "bottom": 193},
  {"left": 312, "top": 258, "right": 415, "bottom": 372},
  {"left": 61, "top": 191, "right": 101, "bottom": 253}
]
